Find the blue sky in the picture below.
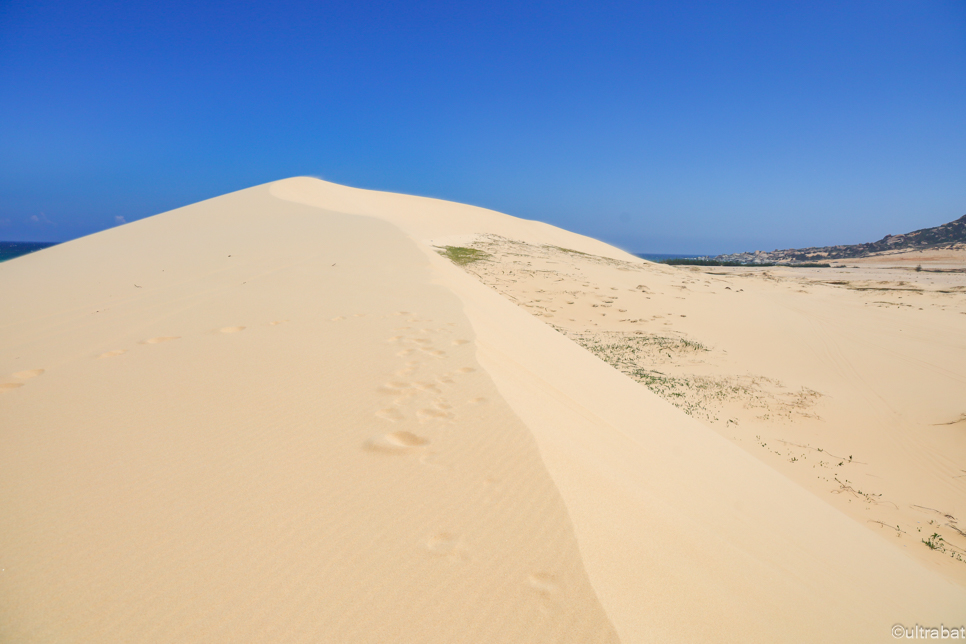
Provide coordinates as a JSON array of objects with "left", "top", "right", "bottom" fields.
[{"left": 1, "top": 0, "right": 964, "bottom": 254}]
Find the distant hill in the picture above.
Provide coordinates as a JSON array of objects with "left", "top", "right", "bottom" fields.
[{"left": 715, "top": 214, "right": 966, "bottom": 264}]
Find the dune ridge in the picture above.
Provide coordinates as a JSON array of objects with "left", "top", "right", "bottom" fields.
[
  {"left": 274, "top": 178, "right": 966, "bottom": 641},
  {"left": 0, "top": 186, "right": 617, "bottom": 643},
  {"left": 0, "top": 177, "right": 963, "bottom": 643}
]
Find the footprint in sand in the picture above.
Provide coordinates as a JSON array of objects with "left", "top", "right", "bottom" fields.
[
  {"left": 376, "top": 408, "right": 405, "bottom": 422},
  {"left": 468, "top": 397, "right": 487, "bottom": 405},
  {"left": 384, "top": 431, "right": 429, "bottom": 447},
  {"left": 331, "top": 316, "right": 346, "bottom": 321},
  {"left": 0, "top": 383, "right": 24, "bottom": 391},
  {"left": 98, "top": 349, "right": 127, "bottom": 358},
  {"left": 14, "top": 369, "right": 44, "bottom": 379},
  {"left": 364, "top": 431, "right": 430, "bottom": 453},
  {"left": 417, "top": 407, "right": 452, "bottom": 421},
  {"left": 424, "top": 532, "right": 467, "bottom": 559},
  {"left": 218, "top": 326, "right": 245, "bottom": 333},
  {"left": 141, "top": 336, "right": 180, "bottom": 344},
  {"left": 455, "top": 367, "right": 475, "bottom": 374},
  {"left": 378, "top": 383, "right": 420, "bottom": 404},
  {"left": 527, "top": 572, "right": 561, "bottom": 595},
  {"left": 425, "top": 532, "right": 460, "bottom": 554},
  {"left": 269, "top": 320, "right": 288, "bottom": 326},
  {"left": 451, "top": 339, "right": 470, "bottom": 346}
]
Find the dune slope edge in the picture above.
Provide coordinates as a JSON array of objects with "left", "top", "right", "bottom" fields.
[
  {"left": 0, "top": 185, "right": 618, "bottom": 643},
  {"left": 272, "top": 177, "right": 966, "bottom": 643}
]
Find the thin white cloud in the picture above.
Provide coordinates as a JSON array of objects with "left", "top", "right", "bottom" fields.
[{"left": 115, "top": 216, "right": 126, "bottom": 225}]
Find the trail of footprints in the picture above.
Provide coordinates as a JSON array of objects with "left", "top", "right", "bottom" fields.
[
  {"left": 369, "top": 312, "right": 482, "bottom": 453},
  {"left": 2, "top": 321, "right": 291, "bottom": 393},
  {"left": 4, "top": 309, "right": 561, "bottom": 603},
  {"left": 366, "top": 312, "right": 559, "bottom": 601},
  {"left": 0, "top": 368, "right": 45, "bottom": 391}
]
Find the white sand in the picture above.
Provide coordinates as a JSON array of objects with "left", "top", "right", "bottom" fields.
[{"left": 1, "top": 177, "right": 963, "bottom": 643}]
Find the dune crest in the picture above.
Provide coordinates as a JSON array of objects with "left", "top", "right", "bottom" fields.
[{"left": 0, "top": 177, "right": 962, "bottom": 642}]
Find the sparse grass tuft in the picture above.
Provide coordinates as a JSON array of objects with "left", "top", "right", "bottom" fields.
[
  {"left": 923, "top": 533, "right": 944, "bottom": 550},
  {"left": 437, "top": 246, "right": 491, "bottom": 266},
  {"left": 546, "top": 245, "right": 591, "bottom": 256},
  {"left": 918, "top": 531, "right": 966, "bottom": 562}
]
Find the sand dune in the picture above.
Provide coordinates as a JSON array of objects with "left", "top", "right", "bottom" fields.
[
  {"left": 846, "top": 245, "right": 966, "bottom": 270},
  {"left": 1, "top": 178, "right": 963, "bottom": 642},
  {"left": 433, "top": 233, "right": 966, "bottom": 585}
]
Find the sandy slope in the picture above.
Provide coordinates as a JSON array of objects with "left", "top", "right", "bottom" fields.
[
  {"left": 433, "top": 235, "right": 966, "bottom": 585},
  {"left": 845, "top": 244, "right": 966, "bottom": 270},
  {"left": 1, "top": 177, "right": 963, "bottom": 643}
]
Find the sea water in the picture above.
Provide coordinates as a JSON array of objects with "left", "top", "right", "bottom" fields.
[{"left": 0, "top": 242, "right": 58, "bottom": 263}]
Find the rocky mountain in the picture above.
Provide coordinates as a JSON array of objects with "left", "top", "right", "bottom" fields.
[{"left": 715, "top": 214, "right": 966, "bottom": 264}]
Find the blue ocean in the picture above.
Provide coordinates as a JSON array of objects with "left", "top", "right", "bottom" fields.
[{"left": 0, "top": 241, "right": 59, "bottom": 263}]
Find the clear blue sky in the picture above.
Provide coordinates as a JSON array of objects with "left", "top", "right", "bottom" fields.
[{"left": 2, "top": 1, "right": 964, "bottom": 254}]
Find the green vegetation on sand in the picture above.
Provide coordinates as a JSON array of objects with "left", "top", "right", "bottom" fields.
[{"left": 436, "top": 246, "right": 491, "bottom": 265}]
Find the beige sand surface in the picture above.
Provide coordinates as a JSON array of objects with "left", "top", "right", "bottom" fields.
[
  {"left": 429, "top": 235, "right": 966, "bottom": 586},
  {"left": 842, "top": 244, "right": 966, "bottom": 270},
  {"left": 1, "top": 177, "right": 963, "bottom": 642}
]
